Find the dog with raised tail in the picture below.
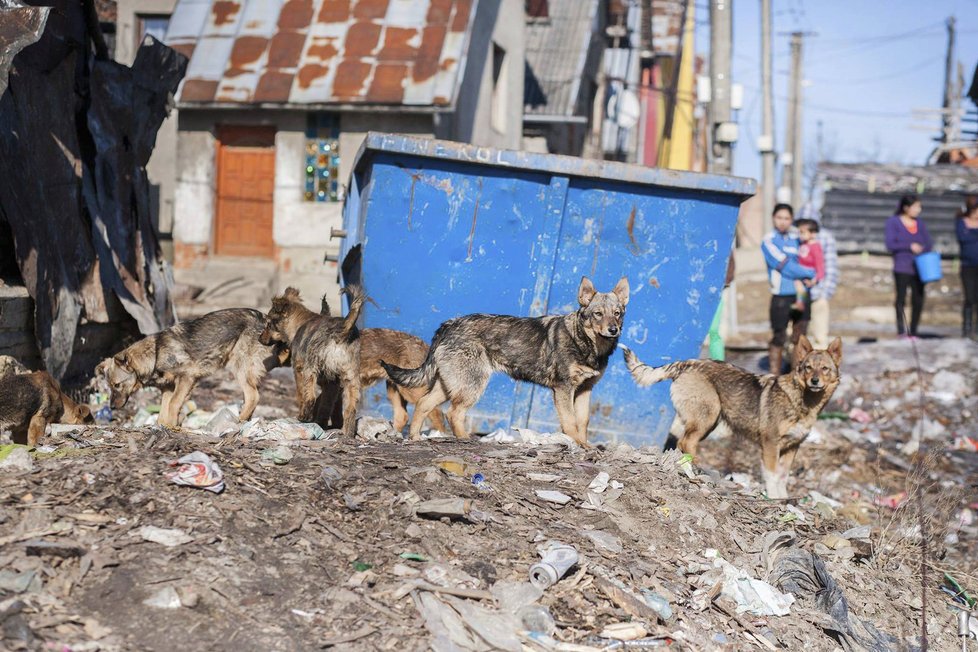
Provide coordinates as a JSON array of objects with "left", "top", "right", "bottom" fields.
[
  {"left": 382, "top": 276, "right": 629, "bottom": 446},
  {"left": 620, "top": 335, "right": 842, "bottom": 498},
  {"left": 260, "top": 286, "right": 366, "bottom": 436}
]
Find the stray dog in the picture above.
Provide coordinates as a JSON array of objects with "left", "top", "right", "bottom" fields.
[
  {"left": 621, "top": 335, "right": 842, "bottom": 498},
  {"left": 383, "top": 276, "right": 629, "bottom": 445},
  {"left": 0, "top": 371, "right": 93, "bottom": 446},
  {"left": 259, "top": 286, "right": 365, "bottom": 436},
  {"left": 315, "top": 296, "right": 447, "bottom": 433},
  {"left": 96, "top": 309, "right": 282, "bottom": 428}
]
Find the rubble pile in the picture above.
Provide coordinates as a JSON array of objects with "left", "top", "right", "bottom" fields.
[{"left": 1, "top": 340, "right": 976, "bottom": 650}]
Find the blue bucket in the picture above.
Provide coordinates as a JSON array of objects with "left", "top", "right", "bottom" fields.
[{"left": 915, "top": 251, "right": 942, "bottom": 283}]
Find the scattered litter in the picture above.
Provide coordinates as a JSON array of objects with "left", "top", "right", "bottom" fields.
[
  {"left": 142, "top": 586, "right": 183, "bottom": 609},
  {"left": 482, "top": 427, "right": 579, "bottom": 448},
  {"left": 873, "top": 491, "right": 908, "bottom": 510},
  {"left": 527, "top": 473, "right": 563, "bottom": 482},
  {"left": 848, "top": 407, "right": 872, "bottom": 424},
  {"left": 205, "top": 406, "right": 241, "bottom": 436},
  {"left": 704, "top": 549, "right": 795, "bottom": 616},
  {"left": 260, "top": 445, "right": 294, "bottom": 465},
  {"left": 0, "top": 445, "right": 32, "bottom": 472},
  {"left": 770, "top": 547, "right": 899, "bottom": 651},
  {"left": 517, "top": 604, "right": 555, "bottom": 635},
  {"left": 356, "top": 417, "right": 399, "bottom": 442},
  {"left": 239, "top": 418, "right": 329, "bottom": 441},
  {"left": 588, "top": 471, "right": 610, "bottom": 493},
  {"left": 435, "top": 456, "right": 472, "bottom": 476},
  {"left": 415, "top": 498, "right": 487, "bottom": 523},
  {"left": 164, "top": 452, "right": 226, "bottom": 493},
  {"left": 600, "top": 622, "right": 648, "bottom": 641},
  {"left": 319, "top": 466, "right": 343, "bottom": 491},
  {"left": 138, "top": 526, "right": 193, "bottom": 547},
  {"left": 535, "top": 490, "right": 573, "bottom": 505},
  {"left": 583, "top": 529, "right": 623, "bottom": 555},
  {"left": 529, "top": 541, "right": 579, "bottom": 589}
]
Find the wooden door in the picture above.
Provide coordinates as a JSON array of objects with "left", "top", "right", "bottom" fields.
[{"left": 214, "top": 126, "right": 276, "bottom": 257}]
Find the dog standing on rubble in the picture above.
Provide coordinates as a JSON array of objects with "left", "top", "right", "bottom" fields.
[
  {"left": 0, "top": 371, "right": 94, "bottom": 446},
  {"left": 259, "top": 286, "right": 365, "bottom": 436},
  {"left": 621, "top": 335, "right": 842, "bottom": 498},
  {"left": 311, "top": 296, "right": 447, "bottom": 433},
  {"left": 97, "top": 309, "right": 283, "bottom": 428},
  {"left": 383, "top": 276, "right": 630, "bottom": 445}
]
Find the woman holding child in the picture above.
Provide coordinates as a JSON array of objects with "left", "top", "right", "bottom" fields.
[{"left": 884, "top": 194, "right": 933, "bottom": 339}]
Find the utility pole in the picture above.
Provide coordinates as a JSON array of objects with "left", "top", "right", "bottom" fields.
[
  {"left": 759, "top": 0, "right": 774, "bottom": 231},
  {"left": 784, "top": 32, "right": 804, "bottom": 207},
  {"left": 709, "top": 0, "right": 734, "bottom": 175},
  {"left": 942, "top": 16, "right": 959, "bottom": 143}
]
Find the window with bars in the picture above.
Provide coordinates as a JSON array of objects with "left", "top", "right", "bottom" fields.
[{"left": 304, "top": 114, "right": 341, "bottom": 202}]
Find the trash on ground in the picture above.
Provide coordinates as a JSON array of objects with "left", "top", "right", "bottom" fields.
[
  {"left": 239, "top": 418, "right": 329, "bottom": 441},
  {"left": 528, "top": 541, "right": 579, "bottom": 589},
  {"left": 260, "top": 445, "right": 294, "bottom": 465},
  {"left": 164, "top": 451, "right": 226, "bottom": 493},
  {"left": 535, "top": 490, "right": 573, "bottom": 505},
  {"left": 138, "top": 526, "right": 193, "bottom": 547}
]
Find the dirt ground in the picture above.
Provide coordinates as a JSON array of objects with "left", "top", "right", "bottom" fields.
[{"left": 3, "top": 332, "right": 978, "bottom": 651}]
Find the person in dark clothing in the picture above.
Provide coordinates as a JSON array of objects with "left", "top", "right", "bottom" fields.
[
  {"left": 957, "top": 195, "right": 978, "bottom": 340},
  {"left": 884, "top": 194, "right": 934, "bottom": 338}
]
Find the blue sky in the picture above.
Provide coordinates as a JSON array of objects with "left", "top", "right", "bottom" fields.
[{"left": 693, "top": 0, "right": 978, "bottom": 182}]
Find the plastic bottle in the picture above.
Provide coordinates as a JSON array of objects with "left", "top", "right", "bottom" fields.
[{"left": 528, "top": 542, "right": 578, "bottom": 589}]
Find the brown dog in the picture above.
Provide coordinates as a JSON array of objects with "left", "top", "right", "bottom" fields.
[
  {"left": 0, "top": 371, "right": 93, "bottom": 446},
  {"left": 384, "top": 276, "right": 629, "bottom": 445},
  {"left": 96, "top": 309, "right": 282, "bottom": 428},
  {"left": 260, "top": 286, "right": 365, "bottom": 436},
  {"left": 621, "top": 335, "right": 842, "bottom": 498},
  {"left": 310, "top": 296, "right": 447, "bottom": 433}
]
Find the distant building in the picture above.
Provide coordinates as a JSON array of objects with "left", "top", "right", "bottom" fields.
[
  {"left": 145, "top": 0, "right": 523, "bottom": 307},
  {"left": 521, "top": 0, "right": 704, "bottom": 169}
]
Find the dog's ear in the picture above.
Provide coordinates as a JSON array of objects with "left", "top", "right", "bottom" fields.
[
  {"left": 612, "top": 276, "right": 630, "bottom": 307},
  {"left": 320, "top": 293, "right": 332, "bottom": 315},
  {"left": 795, "top": 335, "right": 813, "bottom": 362},
  {"left": 95, "top": 358, "right": 111, "bottom": 377},
  {"left": 578, "top": 277, "right": 597, "bottom": 307},
  {"left": 826, "top": 337, "right": 843, "bottom": 366},
  {"left": 283, "top": 287, "right": 301, "bottom": 299},
  {"left": 77, "top": 404, "right": 93, "bottom": 423}
]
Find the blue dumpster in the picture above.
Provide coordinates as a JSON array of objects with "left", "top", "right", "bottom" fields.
[{"left": 340, "top": 133, "right": 755, "bottom": 446}]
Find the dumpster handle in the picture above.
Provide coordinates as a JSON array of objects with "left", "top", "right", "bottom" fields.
[{"left": 330, "top": 227, "right": 348, "bottom": 240}]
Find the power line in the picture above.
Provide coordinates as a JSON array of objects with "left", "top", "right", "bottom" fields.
[{"left": 782, "top": 54, "right": 945, "bottom": 86}]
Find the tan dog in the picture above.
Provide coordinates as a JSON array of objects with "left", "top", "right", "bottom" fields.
[
  {"left": 97, "top": 309, "right": 282, "bottom": 428},
  {"left": 621, "top": 335, "right": 842, "bottom": 498},
  {"left": 0, "top": 371, "right": 93, "bottom": 446}
]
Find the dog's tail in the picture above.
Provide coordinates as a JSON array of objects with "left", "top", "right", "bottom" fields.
[
  {"left": 340, "top": 285, "right": 367, "bottom": 337},
  {"left": 619, "top": 345, "right": 689, "bottom": 387},
  {"left": 381, "top": 324, "right": 443, "bottom": 389}
]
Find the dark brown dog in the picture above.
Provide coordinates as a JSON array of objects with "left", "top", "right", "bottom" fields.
[
  {"left": 260, "top": 286, "right": 365, "bottom": 436},
  {"left": 621, "top": 335, "right": 842, "bottom": 498},
  {"left": 96, "top": 309, "right": 282, "bottom": 428},
  {"left": 383, "top": 276, "right": 629, "bottom": 445},
  {"left": 0, "top": 371, "right": 93, "bottom": 446}
]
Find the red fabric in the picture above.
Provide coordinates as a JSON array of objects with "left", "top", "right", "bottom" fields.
[{"left": 798, "top": 241, "right": 825, "bottom": 281}]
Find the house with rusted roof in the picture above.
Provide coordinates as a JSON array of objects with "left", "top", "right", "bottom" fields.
[{"left": 158, "top": 0, "right": 524, "bottom": 308}]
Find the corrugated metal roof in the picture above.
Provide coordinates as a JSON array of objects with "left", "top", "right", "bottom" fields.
[
  {"left": 164, "top": 0, "right": 475, "bottom": 107},
  {"left": 819, "top": 162, "right": 978, "bottom": 194},
  {"left": 523, "top": 0, "right": 599, "bottom": 118}
]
